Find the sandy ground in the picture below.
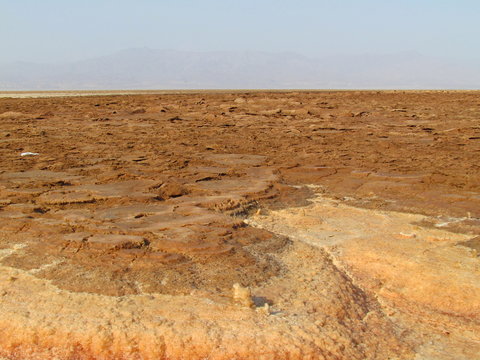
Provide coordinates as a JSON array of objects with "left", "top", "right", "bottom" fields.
[{"left": 0, "top": 91, "right": 479, "bottom": 359}]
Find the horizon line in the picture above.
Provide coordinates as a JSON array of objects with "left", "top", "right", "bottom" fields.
[{"left": 2, "top": 88, "right": 480, "bottom": 99}]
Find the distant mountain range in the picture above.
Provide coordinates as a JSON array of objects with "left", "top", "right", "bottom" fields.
[{"left": 0, "top": 48, "right": 478, "bottom": 90}]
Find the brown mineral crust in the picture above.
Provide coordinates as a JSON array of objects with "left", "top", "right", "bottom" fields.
[{"left": 0, "top": 90, "right": 479, "bottom": 359}]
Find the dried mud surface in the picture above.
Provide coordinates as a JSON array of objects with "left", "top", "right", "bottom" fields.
[{"left": 0, "top": 91, "right": 479, "bottom": 359}]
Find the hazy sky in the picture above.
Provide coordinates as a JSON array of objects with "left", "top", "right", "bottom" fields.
[{"left": 2, "top": 0, "right": 479, "bottom": 63}]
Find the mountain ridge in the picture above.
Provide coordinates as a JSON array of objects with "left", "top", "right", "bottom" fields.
[{"left": 1, "top": 48, "right": 478, "bottom": 90}]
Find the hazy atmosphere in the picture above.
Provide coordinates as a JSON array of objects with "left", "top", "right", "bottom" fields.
[{"left": 1, "top": 0, "right": 479, "bottom": 89}]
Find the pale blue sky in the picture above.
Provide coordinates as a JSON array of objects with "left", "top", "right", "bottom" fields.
[{"left": 2, "top": 0, "right": 479, "bottom": 63}]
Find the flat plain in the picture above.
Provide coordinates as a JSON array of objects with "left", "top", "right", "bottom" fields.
[{"left": 0, "top": 90, "right": 479, "bottom": 359}]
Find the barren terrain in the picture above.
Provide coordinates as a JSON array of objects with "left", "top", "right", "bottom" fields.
[{"left": 0, "top": 90, "right": 479, "bottom": 359}]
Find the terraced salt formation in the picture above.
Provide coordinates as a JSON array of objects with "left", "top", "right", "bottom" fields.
[
  {"left": 0, "top": 154, "right": 285, "bottom": 296},
  {"left": 0, "top": 91, "right": 479, "bottom": 359}
]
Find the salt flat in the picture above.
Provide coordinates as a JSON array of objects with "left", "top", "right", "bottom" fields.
[{"left": 0, "top": 91, "right": 479, "bottom": 359}]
